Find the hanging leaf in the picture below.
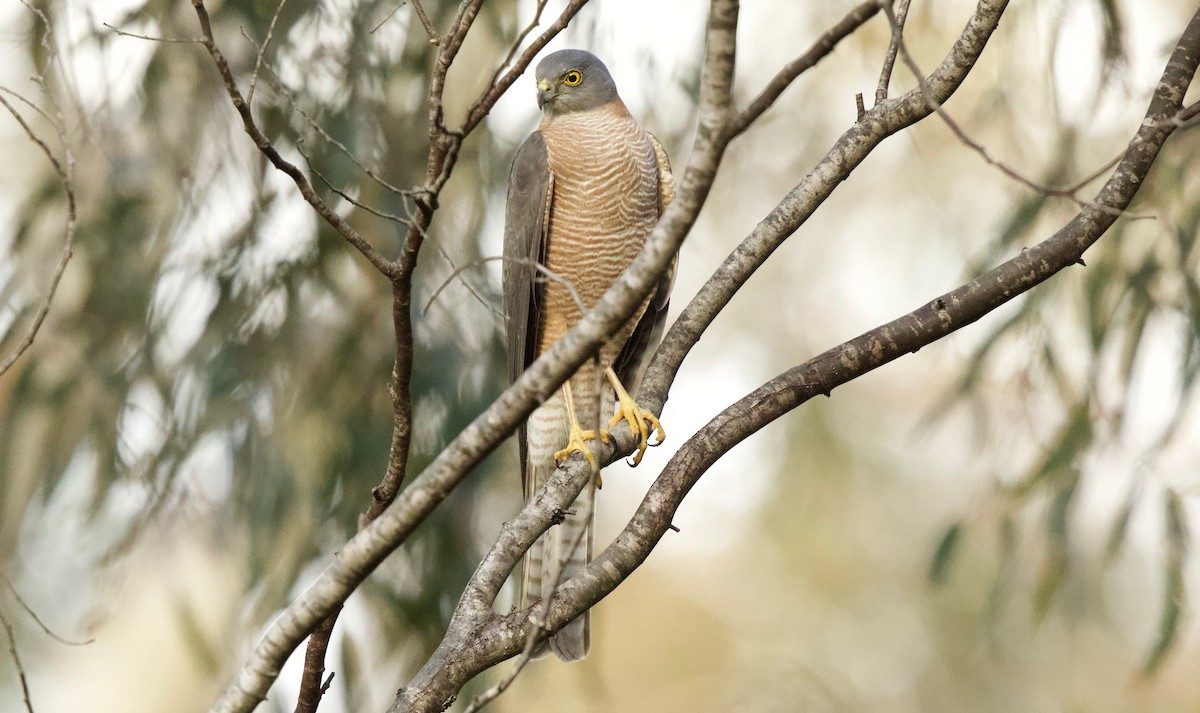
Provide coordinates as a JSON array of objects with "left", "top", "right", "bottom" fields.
[
  {"left": 1103, "top": 484, "right": 1139, "bottom": 563},
  {"left": 929, "top": 521, "right": 964, "bottom": 585},
  {"left": 986, "top": 515, "right": 1018, "bottom": 623},
  {"left": 1142, "top": 490, "right": 1189, "bottom": 675},
  {"left": 1034, "top": 470, "right": 1079, "bottom": 623},
  {"left": 1011, "top": 405, "right": 1091, "bottom": 499}
]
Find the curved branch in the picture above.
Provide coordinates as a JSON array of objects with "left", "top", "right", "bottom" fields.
[
  {"left": 640, "top": 0, "right": 1011, "bottom": 416},
  {"left": 0, "top": 90, "right": 75, "bottom": 380}
]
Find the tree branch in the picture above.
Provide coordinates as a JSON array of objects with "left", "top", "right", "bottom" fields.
[
  {"left": 640, "top": 0, "right": 1012, "bottom": 417},
  {"left": 1, "top": 573, "right": 93, "bottom": 646},
  {"left": 727, "top": 0, "right": 883, "bottom": 138},
  {"left": 0, "top": 90, "right": 75, "bottom": 380},
  {"left": 1, "top": 608, "right": 35, "bottom": 713},
  {"left": 188, "top": 0, "right": 399, "bottom": 279},
  {"left": 875, "top": 0, "right": 911, "bottom": 104}
]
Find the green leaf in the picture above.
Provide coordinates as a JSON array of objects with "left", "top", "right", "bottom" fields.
[
  {"left": 1012, "top": 406, "right": 1092, "bottom": 499},
  {"left": 1104, "top": 485, "right": 1139, "bottom": 563},
  {"left": 986, "top": 515, "right": 1018, "bottom": 624},
  {"left": 929, "top": 522, "right": 964, "bottom": 585},
  {"left": 1034, "top": 471, "right": 1079, "bottom": 623},
  {"left": 1142, "top": 490, "right": 1189, "bottom": 676}
]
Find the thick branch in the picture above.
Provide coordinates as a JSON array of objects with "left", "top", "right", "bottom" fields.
[{"left": 640, "top": 0, "right": 1011, "bottom": 416}]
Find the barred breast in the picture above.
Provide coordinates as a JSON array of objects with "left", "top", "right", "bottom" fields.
[{"left": 536, "top": 98, "right": 661, "bottom": 367}]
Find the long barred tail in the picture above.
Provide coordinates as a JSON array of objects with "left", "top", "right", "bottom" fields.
[{"left": 520, "top": 372, "right": 609, "bottom": 661}]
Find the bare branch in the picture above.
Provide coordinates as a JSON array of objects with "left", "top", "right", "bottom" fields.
[
  {"left": 485, "top": 0, "right": 550, "bottom": 92},
  {"left": 881, "top": 4, "right": 1137, "bottom": 216},
  {"left": 292, "top": 605, "right": 341, "bottom": 713},
  {"left": 729, "top": 0, "right": 882, "bottom": 137},
  {"left": 188, "top": 0, "right": 399, "bottom": 279},
  {"left": 0, "top": 91, "right": 75, "bottom": 379},
  {"left": 641, "top": 0, "right": 1012, "bottom": 416},
  {"left": 245, "top": 0, "right": 288, "bottom": 106},
  {"left": 1, "top": 608, "right": 35, "bottom": 713},
  {"left": 874, "top": 0, "right": 911, "bottom": 104},
  {"left": 102, "top": 23, "right": 202, "bottom": 43},
  {"left": 410, "top": 0, "right": 438, "bottom": 42},
  {"left": 423, "top": 255, "right": 583, "bottom": 319},
  {"left": 1, "top": 573, "right": 93, "bottom": 646},
  {"left": 460, "top": 503, "right": 590, "bottom": 713},
  {"left": 461, "top": 0, "right": 590, "bottom": 136}
]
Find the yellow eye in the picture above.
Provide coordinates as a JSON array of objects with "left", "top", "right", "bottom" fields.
[{"left": 563, "top": 70, "right": 582, "bottom": 86}]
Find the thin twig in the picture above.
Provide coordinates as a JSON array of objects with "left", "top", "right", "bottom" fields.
[
  {"left": 460, "top": 0, "right": 591, "bottom": 136},
  {"left": 0, "top": 93, "right": 75, "bottom": 379},
  {"left": 423, "top": 256, "right": 584, "bottom": 318},
  {"left": 410, "top": 0, "right": 438, "bottom": 42},
  {"left": 874, "top": 0, "right": 911, "bottom": 104},
  {"left": 294, "top": 137, "right": 501, "bottom": 323},
  {"left": 294, "top": 141, "right": 412, "bottom": 225},
  {"left": 728, "top": 0, "right": 883, "bottom": 137},
  {"left": 246, "top": 0, "right": 288, "bottom": 106},
  {"left": 882, "top": 3, "right": 1152, "bottom": 220},
  {"left": 1, "top": 573, "right": 93, "bottom": 646},
  {"left": 1, "top": 608, "right": 35, "bottom": 713},
  {"left": 242, "top": 44, "right": 418, "bottom": 202},
  {"left": 102, "top": 22, "right": 202, "bottom": 43},
  {"left": 485, "top": 0, "right": 551, "bottom": 92},
  {"left": 190, "top": 0, "right": 399, "bottom": 279}
]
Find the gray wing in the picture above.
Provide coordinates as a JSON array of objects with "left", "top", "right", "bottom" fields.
[
  {"left": 614, "top": 132, "right": 676, "bottom": 395},
  {"left": 502, "top": 131, "right": 553, "bottom": 493}
]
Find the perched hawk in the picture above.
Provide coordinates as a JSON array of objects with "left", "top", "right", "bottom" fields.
[{"left": 502, "top": 49, "right": 675, "bottom": 661}]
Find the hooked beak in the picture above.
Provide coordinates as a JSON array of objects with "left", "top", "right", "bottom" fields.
[{"left": 536, "top": 78, "right": 555, "bottom": 109}]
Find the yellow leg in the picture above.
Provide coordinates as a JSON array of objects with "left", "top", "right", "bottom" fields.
[
  {"left": 605, "top": 367, "right": 665, "bottom": 466},
  {"left": 553, "top": 381, "right": 608, "bottom": 468}
]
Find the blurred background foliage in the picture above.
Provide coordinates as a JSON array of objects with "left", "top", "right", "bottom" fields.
[{"left": 0, "top": 0, "right": 1198, "bottom": 712}]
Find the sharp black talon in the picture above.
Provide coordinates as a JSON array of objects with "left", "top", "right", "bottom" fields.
[{"left": 1075, "top": 257, "right": 1087, "bottom": 266}]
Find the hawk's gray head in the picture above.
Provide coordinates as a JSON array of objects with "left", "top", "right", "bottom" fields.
[{"left": 534, "top": 49, "right": 618, "bottom": 116}]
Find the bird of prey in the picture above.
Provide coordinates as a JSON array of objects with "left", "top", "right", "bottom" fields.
[{"left": 502, "top": 49, "right": 675, "bottom": 661}]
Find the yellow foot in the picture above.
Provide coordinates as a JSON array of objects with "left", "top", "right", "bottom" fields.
[
  {"left": 554, "top": 426, "right": 607, "bottom": 467},
  {"left": 605, "top": 368, "right": 665, "bottom": 466}
]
